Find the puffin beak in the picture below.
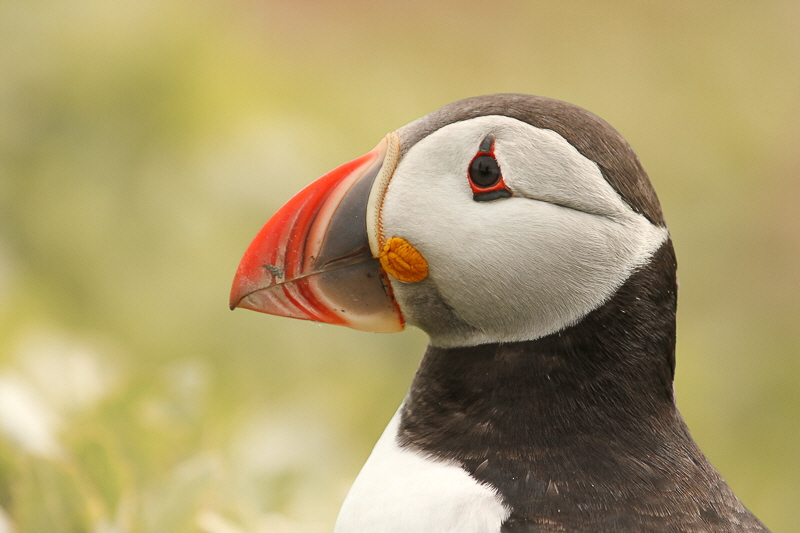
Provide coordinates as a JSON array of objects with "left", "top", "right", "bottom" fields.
[{"left": 229, "top": 134, "right": 404, "bottom": 333}]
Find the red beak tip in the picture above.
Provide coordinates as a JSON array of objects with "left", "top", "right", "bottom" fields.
[{"left": 229, "top": 290, "right": 249, "bottom": 311}]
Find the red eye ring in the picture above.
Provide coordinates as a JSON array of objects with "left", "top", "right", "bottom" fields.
[{"left": 468, "top": 135, "right": 512, "bottom": 202}]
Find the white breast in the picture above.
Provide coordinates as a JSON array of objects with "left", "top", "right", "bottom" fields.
[{"left": 334, "top": 407, "right": 510, "bottom": 533}]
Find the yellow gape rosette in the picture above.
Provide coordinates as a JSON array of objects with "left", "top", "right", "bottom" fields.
[{"left": 378, "top": 237, "right": 428, "bottom": 283}]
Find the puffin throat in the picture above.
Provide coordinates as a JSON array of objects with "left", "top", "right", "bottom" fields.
[{"left": 399, "top": 240, "right": 679, "bottom": 457}]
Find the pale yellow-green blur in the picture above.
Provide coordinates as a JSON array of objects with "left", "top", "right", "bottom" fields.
[{"left": 0, "top": 1, "right": 798, "bottom": 531}]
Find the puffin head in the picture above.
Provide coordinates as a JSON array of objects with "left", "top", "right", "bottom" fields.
[{"left": 230, "top": 94, "right": 670, "bottom": 349}]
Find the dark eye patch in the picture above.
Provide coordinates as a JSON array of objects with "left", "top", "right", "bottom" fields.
[{"left": 479, "top": 134, "right": 494, "bottom": 153}]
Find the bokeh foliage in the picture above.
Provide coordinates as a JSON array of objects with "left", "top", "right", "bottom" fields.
[{"left": 1, "top": 1, "right": 798, "bottom": 531}]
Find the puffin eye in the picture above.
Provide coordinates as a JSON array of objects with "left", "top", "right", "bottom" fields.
[
  {"left": 468, "top": 135, "right": 512, "bottom": 202},
  {"left": 469, "top": 156, "right": 501, "bottom": 188}
]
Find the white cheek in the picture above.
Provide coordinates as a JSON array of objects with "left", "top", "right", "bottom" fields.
[
  {"left": 498, "top": 124, "right": 631, "bottom": 218},
  {"left": 382, "top": 116, "right": 668, "bottom": 348}
]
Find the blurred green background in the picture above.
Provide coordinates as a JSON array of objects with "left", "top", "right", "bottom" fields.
[{"left": 1, "top": 1, "right": 798, "bottom": 531}]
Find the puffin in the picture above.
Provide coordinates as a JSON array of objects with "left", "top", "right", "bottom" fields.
[{"left": 229, "top": 94, "right": 769, "bottom": 532}]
